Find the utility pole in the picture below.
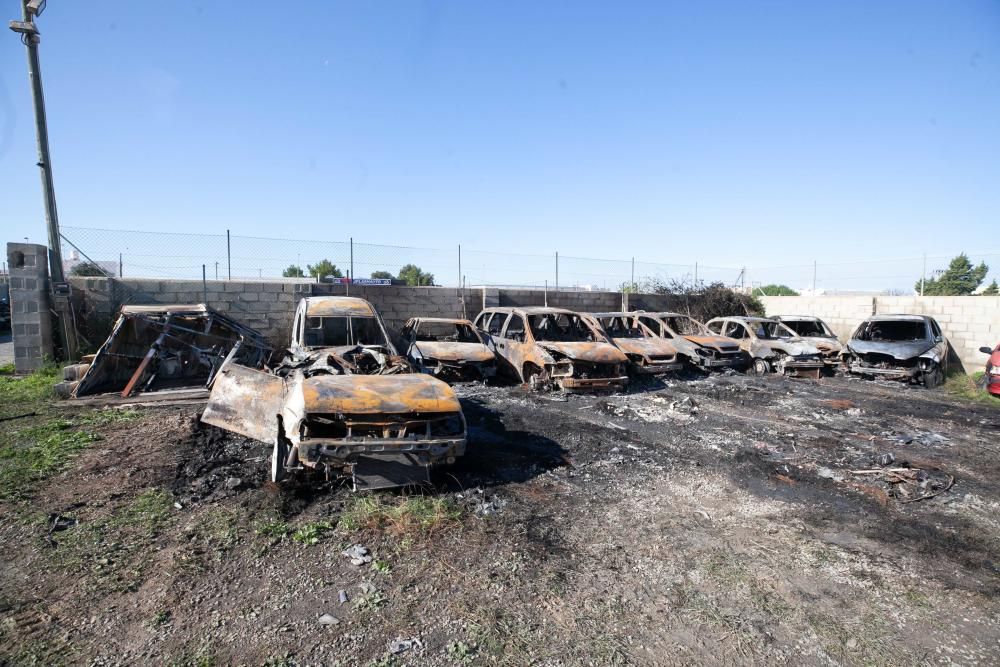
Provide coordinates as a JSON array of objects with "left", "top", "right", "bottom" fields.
[
  {"left": 555, "top": 252, "right": 559, "bottom": 293},
  {"left": 11, "top": 0, "right": 76, "bottom": 359},
  {"left": 215, "top": 261, "right": 219, "bottom": 280},
  {"left": 11, "top": 0, "right": 63, "bottom": 283},
  {"left": 921, "top": 254, "right": 926, "bottom": 296},
  {"left": 119, "top": 253, "right": 123, "bottom": 278}
]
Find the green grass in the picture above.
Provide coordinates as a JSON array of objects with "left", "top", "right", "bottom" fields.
[
  {"left": 291, "top": 520, "right": 333, "bottom": 545},
  {"left": 0, "top": 364, "right": 59, "bottom": 415},
  {"left": 0, "top": 407, "right": 142, "bottom": 502},
  {"left": 943, "top": 371, "right": 998, "bottom": 406},
  {"left": 339, "top": 495, "right": 463, "bottom": 535}
]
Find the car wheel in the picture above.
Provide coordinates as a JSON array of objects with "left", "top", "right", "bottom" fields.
[
  {"left": 751, "top": 358, "right": 770, "bottom": 375},
  {"left": 523, "top": 364, "right": 544, "bottom": 391},
  {"left": 923, "top": 363, "right": 944, "bottom": 389},
  {"left": 271, "top": 432, "right": 290, "bottom": 483}
]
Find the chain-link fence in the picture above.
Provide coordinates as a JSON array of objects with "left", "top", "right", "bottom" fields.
[{"left": 57, "top": 225, "right": 999, "bottom": 295}]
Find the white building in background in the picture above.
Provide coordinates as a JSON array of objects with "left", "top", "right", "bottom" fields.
[{"left": 63, "top": 249, "right": 118, "bottom": 277}]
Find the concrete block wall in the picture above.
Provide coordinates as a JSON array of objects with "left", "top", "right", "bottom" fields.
[
  {"left": 67, "top": 278, "right": 685, "bottom": 349},
  {"left": 761, "top": 295, "right": 1000, "bottom": 372},
  {"left": 7, "top": 243, "right": 54, "bottom": 372}
]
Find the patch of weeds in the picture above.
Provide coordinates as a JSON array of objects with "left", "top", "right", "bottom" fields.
[
  {"left": 177, "top": 507, "right": 245, "bottom": 573},
  {"left": 371, "top": 559, "right": 392, "bottom": 574},
  {"left": 150, "top": 609, "right": 172, "bottom": 629},
  {"left": 49, "top": 488, "right": 175, "bottom": 594},
  {"left": 902, "top": 588, "right": 933, "bottom": 611},
  {"left": 339, "top": 495, "right": 463, "bottom": 536},
  {"left": 675, "top": 586, "right": 763, "bottom": 659},
  {"left": 0, "top": 364, "right": 59, "bottom": 412},
  {"left": 0, "top": 362, "right": 15, "bottom": 375},
  {"left": 447, "top": 640, "right": 475, "bottom": 663},
  {"left": 263, "top": 655, "right": 297, "bottom": 667},
  {"left": 255, "top": 519, "right": 290, "bottom": 539},
  {"left": 807, "top": 610, "right": 904, "bottom": 665},
  {"left": 2, "top": 637, "right": 76, "bottom": 667},
  {"left": 0, "top": 403, "right": 141, "bottom": 501},
  {"left": 292, "top": 520, "right": 332, "bottom": 546},
  {"left": 168, "top": 650, "right": 216, "bottom": 667},
  {"left": 366, "top": 655, "right": 397, "bottom": 667},
  {"left": 943, "top": 371, "right": 998, "bottom": 405},
  {"left": 354, "top": 588, "right": 388, "bottom": 612}
]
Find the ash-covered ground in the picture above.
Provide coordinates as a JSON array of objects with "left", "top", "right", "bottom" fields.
[{"left": 2, "top": 373, "right": 999, "bottom": 666}]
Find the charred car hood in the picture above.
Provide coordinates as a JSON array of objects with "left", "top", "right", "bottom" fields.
[
  {"left": 413, "top": 341, "right": 494, "bottom": 363},
  {"left": 766, "top": 339, "right": 820, "bottom": 356},
  {"left": 800, "top": 336, "right": 842, "bottom": 353},
  {"left": 846, "top": 339, "right": 936, "bottom": 360},
  {"left": 683, "top": 335, "right": 741, "bottom": 352},
  {"left": 301, "top": 374, "right": 461, "bottom": 415},
  {"left": 536, "top": 342, "right": 627, "bottom": 364},
  {"left": 613, "top": 337, "right": 678, "bottom": 358}
]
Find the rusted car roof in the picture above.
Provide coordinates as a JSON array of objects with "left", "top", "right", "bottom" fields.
[
  {"left": 483, "top": 306, "right": 579, "bottom": 316},
  {"left": 304, "top": 297, "right": 376, "bottom": 317},
  {"left": 121, "top": 304, "right": 210, "bottom": 314},
  {"left": 408, "top": 317, "right": 476, "bottom": 325}
]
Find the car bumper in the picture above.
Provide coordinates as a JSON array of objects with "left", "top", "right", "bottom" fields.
[
  {"left": 987, "top": 373, "right": 1000, "bottom": 395},
  {"left": 632, "top": 360, "right": 685, "bottom": 375},
  {"left": 419, "top": 361, "right": 496, "bottom": 382},
  {"left": 557, "top": 375, "right": 629, "bottom": 392},
  {"left": 297, "top": 436, "right": 467, "bottom": 469},
  {"left": 695, "top": 356, "right": 749, "bottom": 369},
  {"left": 846, "top": 363, "right": 917, "bottom": 381}
]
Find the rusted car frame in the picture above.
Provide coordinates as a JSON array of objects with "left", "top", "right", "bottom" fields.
[
  {"left": 587, "top": 312, "right": 683, "bottom": 375},
  {"left": 399, "top": 317, "right": 497, "bottom": 383},
  {"left": 473, "top": 307, "right": 628, "bottom": 392},
  {"left": 633, "top": 311, "right": 749, "bottom": 371},
  {"left": 769, "top": 315, "right": 843, "bottom": 367},
  {"left": 842, "top": 314, "right": 948, "bottom": 388},
  {"left": 705, "top": 316, "right": 825, "bottom": 378},
  {"left": 202, "top": 297, "right": 467, "bottom": 490},
  {"left": 66, "top": 304, "right": 269, "bottom": 399}
]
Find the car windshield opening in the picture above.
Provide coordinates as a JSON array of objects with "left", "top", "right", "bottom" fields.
[
  {"left": 755, "top": 321, "right": 796, "bottom": 339},
  {"left": 415, "top": 322, "right": 481, "bottom": 343},
  {"left": 784, "top": 320, "right": 833, "bottom": 337},
  {"left": 528, "top": 313, "right": 597, "bottom": 342},
  {"left": 858, "top": 321, "right": 927, "bottom": 342},
  {"left": 304, "top": 316, "right": 386, "bottom": 347},
  {"left": 601, "top": 317, "right": 646, "bottom": 339},
  {"left": 664, "top": 316, "right": 708, "bottom": 336}
]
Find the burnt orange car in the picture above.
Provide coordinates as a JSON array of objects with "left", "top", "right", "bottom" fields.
[
  {"left": 587, "top": 312, "right": 683, "bottom": 375},
  {"left": 473, "top": 307, "right": 629, "bottom": 392},
  {"left": 634, "top": 311, "right": 750, "bottom": 372}
]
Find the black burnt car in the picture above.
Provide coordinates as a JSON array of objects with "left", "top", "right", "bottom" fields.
[{"left": 842, "top": 314, "right": 949, "bottom": 388}]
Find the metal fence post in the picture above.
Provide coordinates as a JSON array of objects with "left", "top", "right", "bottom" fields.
[
  {"left": 202, "top": 264, "right": 207, "bottom": 305},
  {"left": 226, "top": 229, "right": 231, "bottom": 280},
  {"left": 350, "top": 237, "right": 354, "bottom": 281},
  {"left": 555, "top": 252, "right": 559, "bottom": 292}
]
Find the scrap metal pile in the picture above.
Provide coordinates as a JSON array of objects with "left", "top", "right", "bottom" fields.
[{"left": 60, "top": 304, "right": 269, "bottom": 400}]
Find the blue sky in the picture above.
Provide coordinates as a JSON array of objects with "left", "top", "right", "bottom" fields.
[{"left": 2, "top": 1, "right": 999, "bottom": 288}]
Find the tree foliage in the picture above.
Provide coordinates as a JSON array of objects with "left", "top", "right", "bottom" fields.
[
  {"left": 282, "top": 264, "right": 304, "bottom": 278},
  {"left": 982, "top": 279, "right": 999, "bottom": 296},
  {"left": 757, "top": 284, "right": 799, "bottom": 296},
  {"left": 640, "top": 278, "right": 764, "bottom": 322},
  {"left": 398, "top": 264, "right": 434, "bottom": 286},
  {"left": 69, "top": 261, "right": 107, "bottom": 277},
  {"left": 370, "top": 270, "right": 394, "bottom": 280},
  {"left": 307, "top": 259, "right": 343, "bottom": 279},
  {"left": 917, "top": 253, "right": 988, "bottom": 296}
]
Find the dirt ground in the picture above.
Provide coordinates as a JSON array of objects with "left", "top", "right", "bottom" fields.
[{"left": 2, "top": 372, "right": 1000, "bottom": 666}]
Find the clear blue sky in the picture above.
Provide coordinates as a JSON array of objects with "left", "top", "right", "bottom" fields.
[{"left": 2, "top": 1, "right": 999, "bottom": 287}]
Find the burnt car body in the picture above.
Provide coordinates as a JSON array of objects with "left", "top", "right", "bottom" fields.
[
  {"left": 769, "top": 315, "right": 843, "bottom": 366},
  {"left": 842, "top": 314, "right": 948, "bottom": 388},
  {"left": 587, "top": 312, "right": 683, "bottom": 375},
  {"left": 399, "top": 317, "right": 496, "bottom": 382},
  {"left": 473, "top": 307, "right": 629, "bottom": 392},
  {"left": 202, "top": 297, "right": 467, "bottom": 490},
  {"left": 706, "top": 316, "right": 825, "bottom": 378},
  {"left": 979, "top": 343, "right": 1000, "bottom": 398},
  {"left": 633, "top": 311, "right": 749, "bottom": 371},
  {"left": 64, "top": 304, "right": 269, "bottom": 398}
]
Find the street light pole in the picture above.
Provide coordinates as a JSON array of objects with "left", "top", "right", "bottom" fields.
[{"left": 11, "top": 0, "right": 64, "bottom": 283}]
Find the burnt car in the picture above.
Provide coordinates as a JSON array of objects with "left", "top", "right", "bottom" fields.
[
  {"left": 473, "top": 307, "right": 628, "bottom": 392},
  {"left": 769, "top": 315, "right": 843, "bottom": 366},
  {"left": 706, "top": 316, "right": 825, "bottom": 378},
  {"left": 633, "top": 311, "right": 749, "bottom": 371},
  {"left": 202, "top": 297, "right": 468, "bottom": 490},
  {"left": 842, "top": 314, "right": 948, "bottom": 388},
  {"left": 587, "top": 312, "right": 683, "bottom": 375},
  {"left": 399, "top": 317, "right": 496, "bottom": 382},
  {"left": 63, "top": 304, "right": 269, "bottom": 399}
]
